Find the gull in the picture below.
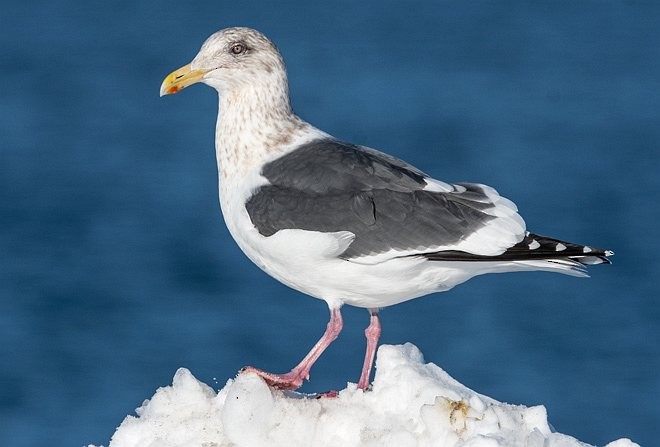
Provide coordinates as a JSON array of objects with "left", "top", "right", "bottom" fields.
[{"left": 160, "top": 27, "right": 612, "bottom": 391}]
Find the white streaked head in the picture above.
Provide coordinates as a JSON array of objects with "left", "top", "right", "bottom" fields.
[{"left": 160, "top": 27, "right": 287, "bottom": 96}]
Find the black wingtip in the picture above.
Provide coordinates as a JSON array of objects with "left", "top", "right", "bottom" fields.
[
  {"left": 420, "top": 234, "right": 614, "bottom": 266},
  {"left": 572, "top": 248, "right": 614, "bottom": 266}
]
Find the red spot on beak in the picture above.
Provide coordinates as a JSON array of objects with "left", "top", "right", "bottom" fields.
[{"left": 167, "top": 86, "right": 180, "bottom": 94}]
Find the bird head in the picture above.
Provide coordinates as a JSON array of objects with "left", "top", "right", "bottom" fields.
[{"left": 160, "top": 27, "right": 286, "bottom": 96}]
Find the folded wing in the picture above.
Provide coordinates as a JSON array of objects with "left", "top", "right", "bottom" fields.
[{"left": 246, "top": 138, "right": 526, "bottom": 263}]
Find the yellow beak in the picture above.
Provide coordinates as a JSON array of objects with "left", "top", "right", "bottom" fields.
[{"left": 159, "top": 64, "right": 210, "bottom": 96}]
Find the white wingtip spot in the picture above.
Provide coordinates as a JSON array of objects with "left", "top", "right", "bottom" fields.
[
  {"left": 605, "top": 250, "right": 615, "bottom": 256},
  {"left": 529, "top": 240, "right": 540, "bottom": 250},
  {"left": 583, "top": 246, "right": 592, "bottom": 253},
  {"left": 555, "top": 243, "right": 567, "bottom": 252}
]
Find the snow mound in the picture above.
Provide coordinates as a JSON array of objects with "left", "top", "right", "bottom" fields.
[{"left": 102, "top": 343, "right": 639, "bottom": 447}]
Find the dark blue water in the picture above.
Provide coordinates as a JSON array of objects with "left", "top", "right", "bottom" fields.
[{"left": 1, "top": 1, "right": 658, "bottom": 445}]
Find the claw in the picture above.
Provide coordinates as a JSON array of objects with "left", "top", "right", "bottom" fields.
[
  {"left": 240, "top": 366, "right": 304, "bottom": 390},
  {"left": 315, "top": 390, "right": 339, "bottom": 399}
]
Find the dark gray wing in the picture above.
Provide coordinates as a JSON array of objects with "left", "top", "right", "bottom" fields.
[{"left": 246, "top": 138, "right": 522, "bottom": 260}]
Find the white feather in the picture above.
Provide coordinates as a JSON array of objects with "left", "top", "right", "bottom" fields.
[{"left": 423, "top": 178, "right": 455, "bottom": 192}]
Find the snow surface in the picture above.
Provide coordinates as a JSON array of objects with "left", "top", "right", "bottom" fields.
[{"left": 98, "top": 343, "right": 639, "bottom": 447}]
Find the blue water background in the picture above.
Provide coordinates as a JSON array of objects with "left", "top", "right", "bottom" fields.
[{"left": 1, "top": 1, "right": 659, "bottom": 445}]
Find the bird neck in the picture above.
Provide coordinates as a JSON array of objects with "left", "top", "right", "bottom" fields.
[{"left": 215, "top": 82, "right": 301, "bottom": 177}]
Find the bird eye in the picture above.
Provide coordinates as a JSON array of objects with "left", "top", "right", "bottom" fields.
[{"left": 230, "top": 43, "right": 246, "bottom": 55}]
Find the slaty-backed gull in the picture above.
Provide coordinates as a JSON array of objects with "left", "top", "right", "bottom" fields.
[{"left": 160, "top": 27, "right": 613, "bottom": 391}]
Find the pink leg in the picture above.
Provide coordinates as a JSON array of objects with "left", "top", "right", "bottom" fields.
[
  {"left": 242, "top": 307, "right": 343, "bottom": 390},
  {"left": 357, "top": 311, "right": 381, "bottom": 390}
]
